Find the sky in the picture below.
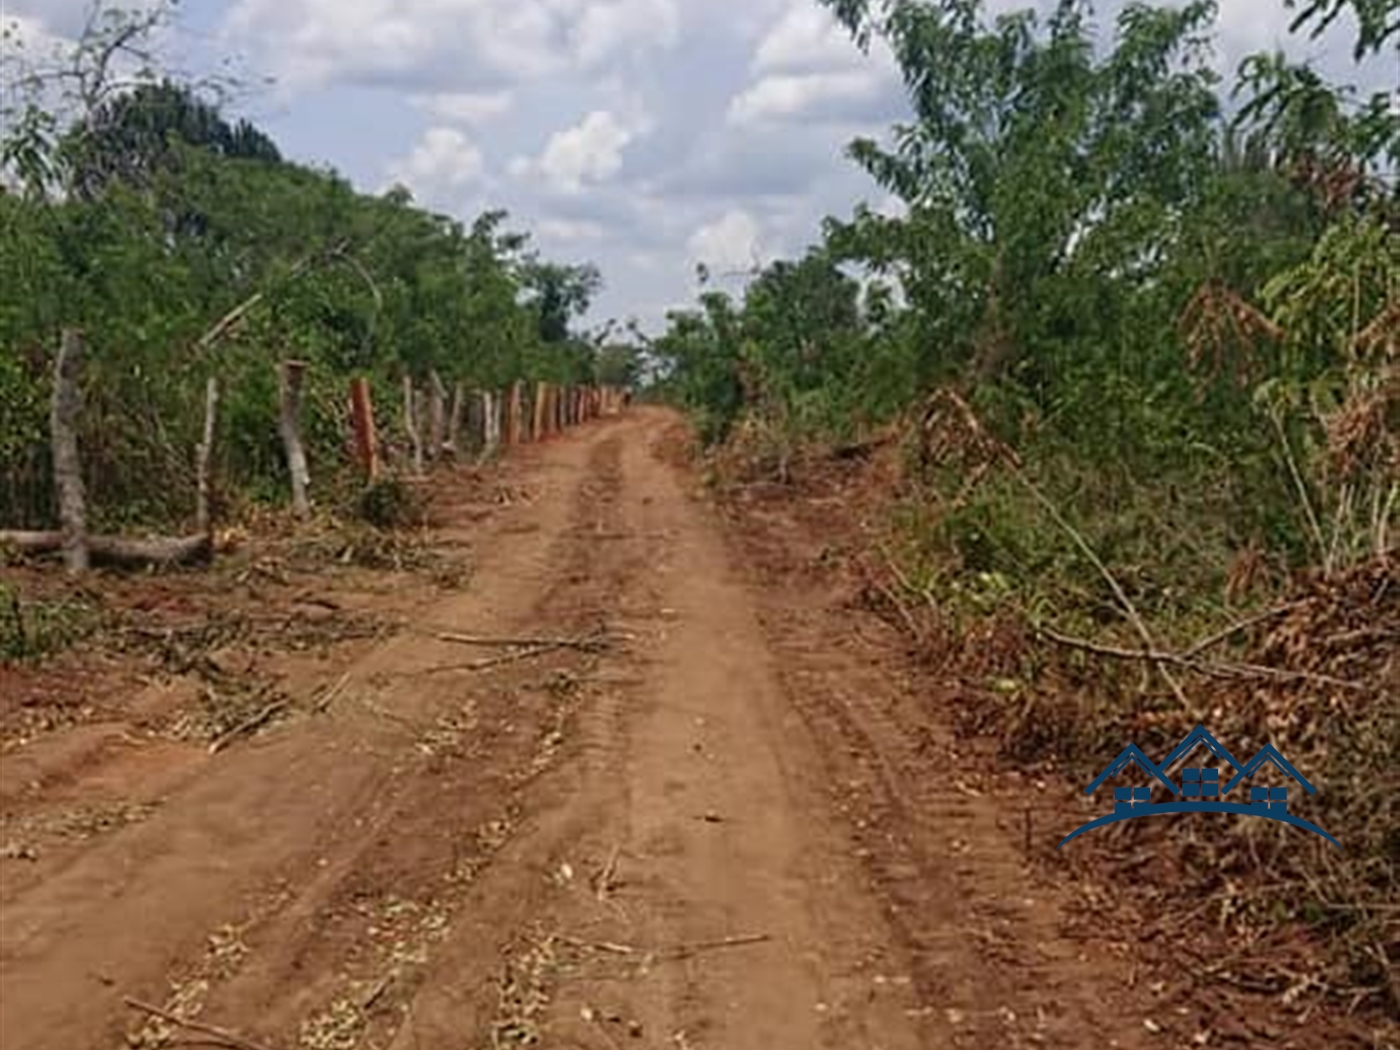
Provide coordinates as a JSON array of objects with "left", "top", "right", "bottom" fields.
[{"left": 1, "top": 0, "right": 1393, "bottom": 333}]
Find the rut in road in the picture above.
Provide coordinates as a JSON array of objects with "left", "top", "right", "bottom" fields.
[{"left": 0, "top": 409, "right": 1149, "bottom": 1050}]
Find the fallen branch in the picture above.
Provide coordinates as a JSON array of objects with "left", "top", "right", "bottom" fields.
[
  {"left": 1037, "top": 626, "right": 1367, "bottom": 691},
  {"left": 1012, "top": 470, "right": 1189, "bottom": 707},
  {"left": 0, "top": 530, "right": 211, "bottom": 568},
  {"left": 123, "top": 997, "right": 285, "bottom": 1050},
  {"left": 1183, "top": 602, "right": 1304, "bottom": 658},
  {"left": 209, "top": 698, "right": 290, "bottom": 754},
  {"left": 196, "top": 240, "right": 349, "bottom": 353}
]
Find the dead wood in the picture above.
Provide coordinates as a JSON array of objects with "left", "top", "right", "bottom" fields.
[
  {"left": 1038, "top": 625, "right": 1367, "bottom": 690},
  {"left": 403, "top": 375, "right": 424, "bottom": 475},
  {"left": 664, "top": 933, "right": 772, "bottom": 959},
  {"left": 0, "top": 530, "right": 212, "bottom": 567},
  {"left": 196, "top": 375, "right": 219, "bottom": 536},
  {"left": 447, "top": 381, "right": 465, "bottom": 456},
  {"left": 196, "top": 240, "right": 349, "bottom": 353},
  {"left": 51, "top": 328, "right": 88, "bottom": 573},
  {"left": 428, "top": 370, "right": 447, "bottom": 459},
  {"left": 208, "top": 698, "right": 290, "bottom": 754},
  {"left": 278, "top": 360, "right": 312, "bottom": 518},
  {"left": 312, "top": 672, "right": 352, "bottom": 714},
  {"left": 123, "top": 997, "right": 285, "bottom": 1050},
  {"left": 424, "top": 628, "right": 612, "bottom": 675},
  {"left": 1182, "top": 602, "right": 1305, "bottom": 658},
  {"left": 556, "top": 932, "right": 771, "bottom": 961},
  {"left": 436, "top": 631, "right": 611, "bottom": 650}
]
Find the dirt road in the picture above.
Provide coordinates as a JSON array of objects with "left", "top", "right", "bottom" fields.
[{"left": 1, "top": 409, "right": 1151, "bottom": 1050}]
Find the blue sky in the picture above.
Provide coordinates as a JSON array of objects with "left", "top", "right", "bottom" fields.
[{"left": 2, "top": 0, "right": 1393, "bottom": 332}]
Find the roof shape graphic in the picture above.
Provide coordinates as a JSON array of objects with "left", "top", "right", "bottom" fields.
[
  {"left": 1084, "top": 743, "right": 1179, "bottom": 796},
  {"left": 1159, "top": 723, "right": 1241, "bottom": 775},
  {"left": 1221, "top": 742, "right": 1317, "bottom": 796}
]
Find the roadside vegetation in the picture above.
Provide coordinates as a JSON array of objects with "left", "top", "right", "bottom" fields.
[
  {"left": 2, "top": 0, "right": 1395, "bottom": 1029},
  {"left": 0, "top": 1, "right": 638, "bottom": 535},
  {"left": 652, "top": 0, "right": 1398, "bottom": 1023}
]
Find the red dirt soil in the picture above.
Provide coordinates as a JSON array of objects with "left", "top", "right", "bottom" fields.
[{"left": 0, "top": 408, "right": 1332, "bottom": 1050}]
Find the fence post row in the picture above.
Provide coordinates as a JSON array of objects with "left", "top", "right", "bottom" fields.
[{"left": 342, "top": 378, "right": 622, "bottom": 474}]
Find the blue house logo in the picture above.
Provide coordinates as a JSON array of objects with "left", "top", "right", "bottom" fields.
[{"left": 1058, "top": 724, "right": 1338, "bottom": 849}]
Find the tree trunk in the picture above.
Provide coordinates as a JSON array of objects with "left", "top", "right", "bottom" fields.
[
  {"left": 279, "top": 360, "right": 312, "bottom": 518},
  {"left": 509, "top": 382, "right": 523, "bottom": 445},
  {"left": 428, "top": 370, "right": 447, "bottom": 460},
  {"left": 195, "top": 376, "right": 219, "bottom": 536},
  {"left": 349, "top": 377, "right": 379, "bottom": 481},
  {"left": 403, "top": 374, "right": 424, "bottom": 474},
  {"left": 50, "top": 329, "right": 88, "bottom": 574},
  {"left": 484, "top": 391, "right": 502, "bottom": 456},
  {"left": 0, "top": 530, "right": 211, "bottom": 567},
  {"left": 447, "top": 382, "right": 465, "bottom": 457},
  {"left": 533, "top": 382, "right": 547, "bottom": 441}
]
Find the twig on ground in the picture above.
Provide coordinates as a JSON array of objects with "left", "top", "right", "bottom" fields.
[
  {"left": 557, "top": 934, "right": 636, "bottom": 955},
  {"left": 123, "top": 998, "right": 284, "bottom": 1050},
  {"left": 360, "top": 972, "right": 395, "bottom": 1011},
  {"left": 312, "top": 672, "right": 352, "bottom": 714},
  {"left": 661, "top": 933, "right": 772, "bottom": 960},
  {"left": 593, "top": 845, "right": 621, "bottom": 901},
  {"left": 556, "top": 932, "right": 771, "bottom": 962},
  {"left": 424, "top": 628, "right": 612, "bottom": 675},
  {"left": 436, "top": 632, "right": 610, "bottom": 651},
  {"left": 209, "top": 698, "right": 290, "bottom": 754}
]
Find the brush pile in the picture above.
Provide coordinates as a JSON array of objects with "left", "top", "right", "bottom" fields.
[{"left": 947, "top": 558, "right": 1399, "bottom": 1014}]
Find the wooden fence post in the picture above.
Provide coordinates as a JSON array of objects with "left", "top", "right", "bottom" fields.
[
  {"left": 428, "top": 370, "right": 447, "bottom": 460},
  {"left": 533, "top": 381, "right": 547, "bottom": 441},
  {"left": 195, "top": 376, "right": 219, "bottom": 534},
  {"left": 279, "top": 360, "right": 312, "bottom": 518},
  {"left": 448, "top": 382, "right": 465, "bottom": 458},
  {"left": 51, "top": 329, "right": 88, "bottom": 573},
  {"left": 508, "top": 382, "right": 523, "bottom": 445},
  {"left": 349, "top": 377, "right": 379, "bottom": 481},
  {"left": 403, "top": 375, "right": 424, "bottom": 474}
]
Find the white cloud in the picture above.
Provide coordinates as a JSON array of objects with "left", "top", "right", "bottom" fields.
[
  {"left": 1, "top": 0, "right": 165, "bottom": 41},
  {"left": 688, "top": 209, "right": 763, "bottom": 271},
  {"left": 385, "top": 127, "right": 484, "bottom": 202},
  {"left": 874, "top": 192, "right": 907, "bottom": 219},
  {"left": 752, "top": 3, "right": 859, "bottom": 75},
  {"left": 0, "top": 13, "right": 68, "bottom": 69},
  {"left": 727, "top": 70, "right": 884, "bottom": 124},
  {"left": 410, "top": 90, "right": 513, "bottom": 126},
  {"left": 573, "top": 0, "right": 680, "bottom": 68},
  {"left": 522, "top": 109, "right": 648, "bottom": 193},
  {"left": 538, "top": 217, "right": 607, "bottom": 241},
  {"left": 224, "top": 0, "right": 683, "bottom": 91},
  {"left": 727, "top": 0, "right": 899, "bottom": 127}
]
